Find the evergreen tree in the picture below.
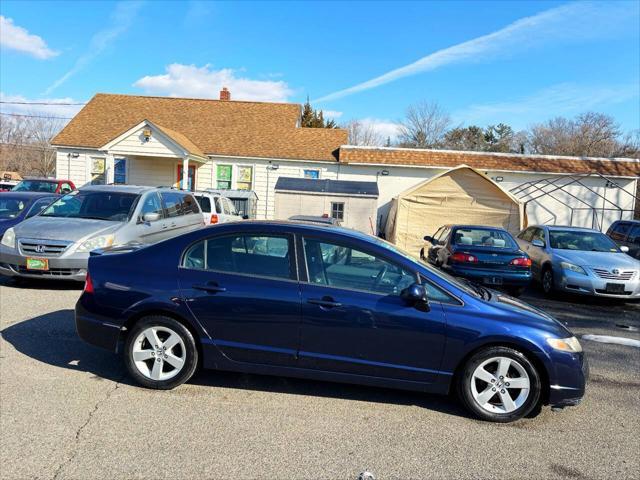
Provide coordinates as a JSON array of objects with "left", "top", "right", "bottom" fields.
[{"left": 300, "top": 97, "right": 338, "bottom": 129}]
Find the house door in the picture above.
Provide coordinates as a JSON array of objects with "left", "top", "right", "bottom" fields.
[{"left": 176, "top": 164, "right": 196, "bottom": 190}]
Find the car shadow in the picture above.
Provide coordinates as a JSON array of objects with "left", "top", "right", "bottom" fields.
[
  {"left": 1, "top": 309, "right": 473, "bottom": 419},
  {"left": 0, "top": 276, "right": 83, "bottom": 291}
]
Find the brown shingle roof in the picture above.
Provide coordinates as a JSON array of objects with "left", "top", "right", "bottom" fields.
[
  {"left": 339, "top": 146, "right": 640, "bottom": 177},
  {"left": 53, "top": 93, "right": 347, "bottom": 161},
  {"left": 153, "top": 123, "right": 206, "bottom": 158}
]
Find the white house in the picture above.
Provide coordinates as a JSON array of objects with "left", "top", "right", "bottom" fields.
[{"left": 52, "top": 90, "right": 639, "bottom": 233}]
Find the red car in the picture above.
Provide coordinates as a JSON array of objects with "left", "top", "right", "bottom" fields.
[{"left": 11, "top": 178, "right": 76, "bottom": 194}]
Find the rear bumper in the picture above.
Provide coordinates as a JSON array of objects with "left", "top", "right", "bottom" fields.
[
  {"left": 447, "top": 265, "right": 532, "bottom": 286},
  {"left": 0, "top": 245, "right": 88, "bottom": 281},
  {"left": 75, "top": 298, "right": 121, "bottom": 351}
]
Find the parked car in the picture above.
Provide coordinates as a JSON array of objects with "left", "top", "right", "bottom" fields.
[
  {"left": 0, "top": 185, "right": 204, "bottom": 281},
  {"left": 11, "top": 178, "right": 76, "bottom": 194},
  {"left": 193, "top": 190, "right": 244, "bottom": 225},
  {"left": 0, "top": 180, "right": 19, "bottom": 192},
  {"left": 289, "top": 215, "right": 341, "bottom": 226},
  {"left": 0, "top": 192, "right": 59, "bottom": 239},
  {"left": 515, "top": 225, "right": 640, "bottom": 298},
  {"left": 606, "top": 220, "right": 640, "bottom": 260},
  {"left": 76, "top": 221, "right": 587, "bottom": 422},
  {"left": 421, "top": 225, "right": 531, "bottom": 296}
]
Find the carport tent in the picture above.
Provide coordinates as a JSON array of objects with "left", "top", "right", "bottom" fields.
[{"left": 384, "top": 165, "right": 526, "bottom": 255}]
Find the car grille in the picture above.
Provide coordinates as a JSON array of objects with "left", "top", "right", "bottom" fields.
[
  {"left": 1, "top": 263, "right": 82, "bottom": 277},
  {"left": 18, "top": 238, "right": 72, "bottom": 257},
  {"left": 591, "top": 268, "right": 636, "bottom": 280}
]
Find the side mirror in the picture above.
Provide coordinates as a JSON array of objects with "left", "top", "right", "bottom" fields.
[
  {"left": 424, "top": 235, "right": 433, "bottom": 244},
  {"left": 532, "top": 239, "right": 545, "bottom": 248},
  {"left": 400, "top": 283, "right": 430, "bottom": 312},
  {"left": 142, "top": 212, "right": 161, "bottom": 223},
  {"left": 620, "top": 245, "right": 629, "bottom": 253}
]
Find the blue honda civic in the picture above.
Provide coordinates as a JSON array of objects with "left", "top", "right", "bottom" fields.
[{"left": 76, "top": 221, "right": 587, "bottom": 422}]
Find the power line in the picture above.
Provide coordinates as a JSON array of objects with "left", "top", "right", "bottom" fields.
[
  {"left": 0, "top": 100, "right": 86, "bottom": 106},
  {"left": 0, "top": 112, "right": 73, "bottom": 120}
]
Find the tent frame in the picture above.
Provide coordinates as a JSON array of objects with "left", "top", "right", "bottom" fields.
[{"left": 509, "top": 173, "right": 638, "bottom": 231}]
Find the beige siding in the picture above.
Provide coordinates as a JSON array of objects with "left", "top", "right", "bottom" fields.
[
  {"left": 55, "top": 149, "right": 99, "bottom": 187},
  {"left": 109, "top": 126, "right": 184, "bottom": 157},
  {"left": 127, "top": 156, "right": 174, "bottom": 187}
]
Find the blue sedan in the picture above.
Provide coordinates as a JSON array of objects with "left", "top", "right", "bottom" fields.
[
  {"left": 76, "top": 221, "right": 587, "bottom": 422},
  {"left": 0, "top": 192, "right": 59, "bottom": 238}
]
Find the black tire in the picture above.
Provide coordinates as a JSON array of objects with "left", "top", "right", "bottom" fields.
[
  {"left": 541, "top": 265, "right": 554, "bottom": 296},
  {"left": 458, "top": 346, "right": 542, "bottom": 423},
  {"left": 124, "top": 316, "right": 198, "bottom": 390}
]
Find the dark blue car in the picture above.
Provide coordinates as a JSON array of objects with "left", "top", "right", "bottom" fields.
[
  {"left": 422, "top": 225, "right": 532, "bottom": 296},
  {"left": 0, "top": 192, "right": 59, "bottom": 239},
  {"left": 76, "top": 221, "right": 586, "bottom": 422}
]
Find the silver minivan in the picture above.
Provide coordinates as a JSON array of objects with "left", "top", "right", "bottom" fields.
[{"left": 0, "top": 185, "right": 204, "bottom": 281}]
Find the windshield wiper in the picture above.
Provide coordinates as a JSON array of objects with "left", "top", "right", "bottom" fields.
[
  {"left": 462, "top": 278, "right": 491, "bottom": 300},
  {"left": 78, "top": 215, "right": 110, "bottom": 220}
]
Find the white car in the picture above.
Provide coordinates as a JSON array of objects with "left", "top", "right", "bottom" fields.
[{"left": 193, "top": 191, "right": 244, "bottom": 225}]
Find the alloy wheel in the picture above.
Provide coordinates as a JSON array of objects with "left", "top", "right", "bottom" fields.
[
  {"left": 132, "top": 326, "right": 186, "bottom": 381},
  {"left": 470, "top": 356, "right": 530, "bottom": 414}
]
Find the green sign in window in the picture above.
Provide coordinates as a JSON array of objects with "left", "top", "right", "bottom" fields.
[{"left": 217, "top": 165, "right": 232, "bottom": 189}]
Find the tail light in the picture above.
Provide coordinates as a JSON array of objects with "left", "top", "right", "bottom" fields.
[
  {"left": 451, "top": 252, "right": 478, "bottom": 263},
  {"left": 84, "top": 272, "right": 94, "bottom": 294},
  {"left": 210, "top": 214, "right": 219, "bottom": 224},
  {"left": 510, "top": 257, "right": 532, "bottom": 267}
]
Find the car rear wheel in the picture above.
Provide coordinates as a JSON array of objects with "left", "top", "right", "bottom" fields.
[
  {"left": 458, "top": 346, "right": 542, "bottom": 422},
  {"left": 124, "top": 316, "right": 198, "bottom": 389},
  {"left": 541, "top": 266, "right": 554, "bottom": 296}
]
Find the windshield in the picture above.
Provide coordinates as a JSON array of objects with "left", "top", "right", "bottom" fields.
[
  {"left": 41, "top": 191, "right": 139, "bottom": 221},
  {"left": 12, "top": 180, "right": 57, "bottom": 193},
  {"left": 0, "top": 196, "right": 28, "bottom": 219},
  {"left": 549, "top": 230, "right": 619, "bottom": 253},
  {"left": 453, "top": 228, "right": 517, "bottom": 248},
  {"left": 373, "top": 236, "right": 482, "bottom": 298}
]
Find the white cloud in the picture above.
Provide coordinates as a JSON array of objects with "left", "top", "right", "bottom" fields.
[
  {"left": 314, "top": 1, "right": 639, "bottom": 103},
  {"left": 456, "top": 83, "right": 640, "bottom": 128},
  {"left": 359, "top": 117, "right": 400, "bottom": 142},
  {"left": 0, "top": 16, "right": 58, "bottom": 59},
  {"left": 133, "top": 63, "right": 294, "bottom": 102},
  {"left": 323, "top": 110, "right": 343, "bottom": 119},
  {"left": 0, "top": 93, "right": 84, "bottom": 120},
  {"left": 44, "top": 1, "right": 144, "bottom": 94}
]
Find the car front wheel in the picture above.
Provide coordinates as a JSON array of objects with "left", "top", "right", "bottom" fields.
[
  {"left": 124, "top": 316, "right": 198, "bottom": 389},
  {"left": 541, "top": 267, "right": 554, "bottom": 296},
  {"left": 458, "top": 346, "right": 542, "bottom": 422}
]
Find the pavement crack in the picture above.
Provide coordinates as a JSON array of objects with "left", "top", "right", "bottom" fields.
[{"left": 51, "top": 374, "right": 125, "bottom": 480}]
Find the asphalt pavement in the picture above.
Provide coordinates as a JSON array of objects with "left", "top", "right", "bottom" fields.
[{"left": 1, "top": 277, "right": 638, "bottom": 480}]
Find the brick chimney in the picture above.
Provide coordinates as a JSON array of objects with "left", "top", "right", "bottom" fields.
[{"left": 219, "top": 87, "right": 230, "bottom": 101}]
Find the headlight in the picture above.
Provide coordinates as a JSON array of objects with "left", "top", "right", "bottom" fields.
[
  {"left": 560, "top": 261, "right": 586, "bottom": 275},
  {"left": 547, "top": 336, "right": 582, "bottom": 353},
  {"left": 1, "top": 228, "right": 15, "bottom": 249},
  {"left": 76, "top": 234, "right": 114, "bottom": 253}
]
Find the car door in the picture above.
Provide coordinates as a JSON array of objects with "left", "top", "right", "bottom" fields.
[
  {"left": 297, "top": 234, "right": 447, "bottom": 383},
  {"left": 178, "top": 232, "right": 301, "bottom": 366},
  {"left": 135, "top": 192, "right": 168, "bottom": 244},
  {"left": 180, "top": 193, "right": 204, "bottom": 231}
]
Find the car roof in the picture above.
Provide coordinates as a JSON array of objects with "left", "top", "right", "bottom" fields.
[
  {"left": 450, "top": 225, "right": 509, "bottom": 230},
  {"left": 539, "top": 225, "right": 597, "bottom": 232},
  {"left": 193, "top": 190, "right": 222, "bottom": 197},
  {"left": 217, "top": 220, "right": 368, "bottom": 239},
  {"left": 612, "top": 219, "right": 640, "bottom": 225},
  {"left": 0, "top": 191, "right": 59, "bottom": 200},
  {"left": 21, "top": 178, "right": 67, "bottom": 182},
  {"left": 78, "top": 185, "right": 186, "bottom": 195}
]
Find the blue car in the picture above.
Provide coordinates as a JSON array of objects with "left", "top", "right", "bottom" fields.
[
  {"left": 422, "top": 225, "right": 532, "bottom": 296},
  {"left": 0, "top": 192, "right": 59, "bottom": 239},
  {"left": 76, "top": 221, "right": 586, "bottom": 422}
]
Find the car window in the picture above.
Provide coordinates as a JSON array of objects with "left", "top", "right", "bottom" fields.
[
  {"left": 183, "top": 235, "right": 293, "bottom": 280},
  {"left": 532, "top": 228, "right": 545, "bottom": 243},
  {"left": 195, "top": 195, "right": 211, "bottom": 213},
  {"left": 225, "top": 198, "right": 237, "bottom": 215},
  {"left": 140, "top": 193, "right": 163, "bottom": 219},
  {"left": 609, "top": 222, "right": 630, "bottom": 241},
  {"left": 303, "top": 237, "right": 415, "bottom": 296},
  {"left": 629, "top": 225, "right": 640, "bottom": 245},
  {"left": 12, "top": 180, "right": 57, "bottom": 193},
  {"left": 452, "top": 228, "right": 517, "bottom": 248},
  {"left": 518, "top": 228, "right": 534, "bottom": 242},
  {"left": 26, "top": 197, "right": 55, "bottom": 218},
  {"left": 431, "top": 227, "right": 444, "bottom": 243},
  {"left": 420, "top": 276, "right": 461, "bottom": 305},
  {"left": 161, "top": 192, "right": 183, "bottom": 217},
  {"left": 0, "top": 197, "right": 27, "bottom": 218},
  {"left": 182, "top": 194, "right": 199, "bottom": 215},
  {"left": 60, "top": 183, "right": 73, "bottom": 194},
  {"left": 549, "top": 230, "right": 619, "bottom": 252},
  {"left": 438, "top": 227, "right": 451, "bottom": 245},
  {"left": 214, "top": 197, "right": 224, "bottom": 214}
]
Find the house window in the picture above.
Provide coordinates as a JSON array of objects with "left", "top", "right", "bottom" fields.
[
  {"left": 217, "top": 165, "right": 232, "bottom": 189},
  {"left": 237, "top": 165, "right": 253, "bottom": 190},
  {"left": 331, "top": 202, "right": 344, "bottom": 220},
  {"left": 90, "top": 157, "right": 106, "bottom": 185},
  {"left": 114, "top": 158, "right": 127, "bottom": 184},
  {"left": 304, "top": 169, "right": 320, "bottom": 179}
]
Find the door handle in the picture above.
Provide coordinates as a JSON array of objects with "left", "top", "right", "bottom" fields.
[
  {"left": 192, "top": 283, "right": 227, "bottom": 293},
  {"left": 308, "top": 297, "right": 342, "bottom": 308}
]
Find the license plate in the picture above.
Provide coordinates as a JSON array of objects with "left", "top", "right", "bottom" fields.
[
  {"left": 26, "top": 258, "right": 49, "bottom": 270},
  {"left": 483, "top": 277, "right": 503, "bottom": 285},
  {"left": 605, "top": 283, "right": 625, "bottom": 293}
]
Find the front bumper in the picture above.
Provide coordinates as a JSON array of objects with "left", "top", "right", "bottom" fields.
[
  {"left": 447, "top": 265, "right": 532, "bottom": 287},
  {"left": 0, "top": 244, "right": 88, "bottom": 281},
  {"left": 556, "top": 269, "right": 640, "bottom": 299},
  {"left": 548, "top": 352, "right": 589, "bottom": 408}
]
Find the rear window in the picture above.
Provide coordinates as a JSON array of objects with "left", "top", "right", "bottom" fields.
[
  {"left": 12, "top": 180, "right": 57, "bottom": 193},
  {"left": 0, "top": 196, "right": 28, "bottom": 218},
  {"left": 195, "top": 195, "right": 211, "bottom": 213},
  {"left": 161, "top": 192, "right": 184, "bottom": 217},
  {"left": 182, "top": 194, "right": 200, "bottom": 215},
  {"left": 453, "top": 228, "right": 516, "bottom": 248}
]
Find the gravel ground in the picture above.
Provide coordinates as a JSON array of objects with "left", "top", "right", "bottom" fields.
[{"left": 1, "top": 277, "right": 639, "bottom": 480}]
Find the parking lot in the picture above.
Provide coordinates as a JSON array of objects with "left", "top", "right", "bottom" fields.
[{"left": 1, "top": 277, "right": 639, "bottom": 480}]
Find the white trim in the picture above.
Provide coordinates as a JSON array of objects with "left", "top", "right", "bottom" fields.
[
  {"left": 275, "top": 189, "right": 377, "bottom": 199},
  {"left": 206, "top": 153, "right": 336, "bottom": 164}
]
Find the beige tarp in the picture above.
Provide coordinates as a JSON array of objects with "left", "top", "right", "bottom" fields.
[{"left": 384, "top": 165, "right": 527, "bottom": 255}]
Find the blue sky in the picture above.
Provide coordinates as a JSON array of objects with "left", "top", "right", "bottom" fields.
[{"left": 1, "top": 0, "right": 638, "bottom": 139}]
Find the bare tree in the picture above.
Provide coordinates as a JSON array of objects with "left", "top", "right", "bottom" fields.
[
  {"left": 397, "top": 101, "right": 451, "bottom": 149},
  {"left": 345, "top": 120, "right": 385, "bottom": 146}
]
